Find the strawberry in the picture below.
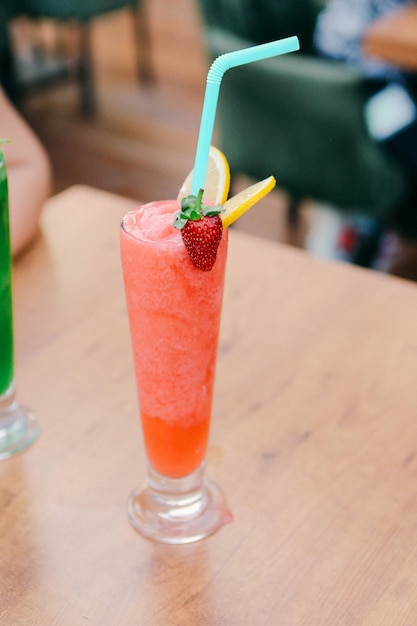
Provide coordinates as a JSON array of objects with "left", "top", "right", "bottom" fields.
[
  {"left": 174, "top": 189, "right": 224, "bottom": 271},
  {"left": 181, "top": 214, "right": 223, "bottom": 271}
]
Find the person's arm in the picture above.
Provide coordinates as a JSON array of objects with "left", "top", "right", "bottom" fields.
[{"left": 0, "top": 88, "right": 51, "bottom": 256}]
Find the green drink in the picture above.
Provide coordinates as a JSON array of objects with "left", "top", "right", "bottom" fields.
[
  {"left": 0, "top": 150, "right": 14, "bottom": 395},
  {"left": 0, "top": 148, "right": 39, "bottom": 459}
]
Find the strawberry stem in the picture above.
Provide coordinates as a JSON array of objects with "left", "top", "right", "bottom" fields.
[
  {"left": 174, "top": 188, "right": 223, "bottom": 229},
  {"left": 195, "top": 188, "right": 203, "bottom": 214}
]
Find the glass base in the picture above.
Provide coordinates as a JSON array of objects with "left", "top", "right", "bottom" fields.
[
  {"left": 127, "top": 464, "right": 230, "bottom": 544},
  {"left": 0, "top": 384, "right": 39, "bottom": 460}
]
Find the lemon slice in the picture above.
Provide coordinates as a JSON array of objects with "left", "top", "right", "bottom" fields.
[
  {"left": 177, "top": 146, "right": 231, "bottom": 205},
  {"left": 221, "top": 176, "right": 276, "bottom": 228}
]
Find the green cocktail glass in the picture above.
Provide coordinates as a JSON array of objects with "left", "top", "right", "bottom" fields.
[{"left": 0, "top": 149, "right": 38, "bottom": 459}]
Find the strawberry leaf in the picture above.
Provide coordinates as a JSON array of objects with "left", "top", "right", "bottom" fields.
[
  {"left": 202, "top": 206, "right": 225, "bottom": 217},
  {"left": 174, "top": 188, "right": 224, "bottom": 229}
]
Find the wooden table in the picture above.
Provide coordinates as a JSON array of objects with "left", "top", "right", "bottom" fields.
[
  {"left": 3, "top": 185, "right": 417, "bottom": 624},
  {"left": 364, "top": 4, "right": 417, "bottom": 71}
]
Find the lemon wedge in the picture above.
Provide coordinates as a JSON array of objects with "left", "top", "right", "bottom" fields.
[
  {"left": 221, "top": 176, "right": 276, "bottom": 228},
  {"left": 177, "top": 146, "right": 230, "bottom": 205}
]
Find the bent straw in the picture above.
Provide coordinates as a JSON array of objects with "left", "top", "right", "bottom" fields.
[{"left": 191, "top": 36, "right": 300, "bottom": 196}]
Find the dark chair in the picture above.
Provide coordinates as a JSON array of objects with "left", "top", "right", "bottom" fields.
[
  {"left": 15, "top": 0, "right": 153, "bottom": 115},
  {"left": 0, "top": 1, "right": 23, "bottom": 100},
  {"left": 193, "top": 0, "right": 414, "bottom": 236}
]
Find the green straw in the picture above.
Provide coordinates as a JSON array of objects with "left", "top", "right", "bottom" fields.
[{"left": 191, "top": 35, "right": 300, "bottom": 196}]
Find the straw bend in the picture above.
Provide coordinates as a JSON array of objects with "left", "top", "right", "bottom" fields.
[
  {"left": 206, "top": 36, "right": 300, "bottom": 84},
  {"left": 191, "top": 35, "right": 300, "bottom": 194}
]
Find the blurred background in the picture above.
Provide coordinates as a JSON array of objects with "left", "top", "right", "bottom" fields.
[
  {"left": 2, "top": 0, "right": 417, "bottom": 270},
  {"left": 2, "top": 0, "right": 306, "bottom": 248}
]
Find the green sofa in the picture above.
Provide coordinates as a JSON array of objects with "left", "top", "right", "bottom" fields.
[{"left": 194, "top": 0, "right": 413, "bottom": 222}]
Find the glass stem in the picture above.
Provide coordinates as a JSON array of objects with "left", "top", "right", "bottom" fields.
[
  {"left": 0, "top": 381, "right": 39, "bottom": 460},
  {"left": 127, "top": 462, "right": 230, "bottom": 544}
]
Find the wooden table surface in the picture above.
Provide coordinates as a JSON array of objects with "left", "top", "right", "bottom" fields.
[
  {"left": 3, "top": 185, "right": 417, "bottom": 624},
  {"left": 364, "top": 4, "right": 417, "bottom": 71}
]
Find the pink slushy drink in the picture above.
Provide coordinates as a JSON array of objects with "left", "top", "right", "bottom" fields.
[{"left": 120, "top": 199, "right": 228, "bottom": 478}]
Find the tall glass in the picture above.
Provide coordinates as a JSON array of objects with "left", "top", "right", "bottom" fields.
[
  {"left": 120, "top": 200, "right": 229, "bottom": 544},
  {"left": 0, "top": 151, "right": 38, "bottom": 460}
]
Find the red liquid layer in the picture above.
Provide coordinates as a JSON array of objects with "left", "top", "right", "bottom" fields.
[{"left": 141, "top": 413, "right": 210, "bottom": 478}]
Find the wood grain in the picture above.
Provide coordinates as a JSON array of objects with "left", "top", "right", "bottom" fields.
[{"left": 2, "top": 186, "right": 417, "bottom": 624}]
